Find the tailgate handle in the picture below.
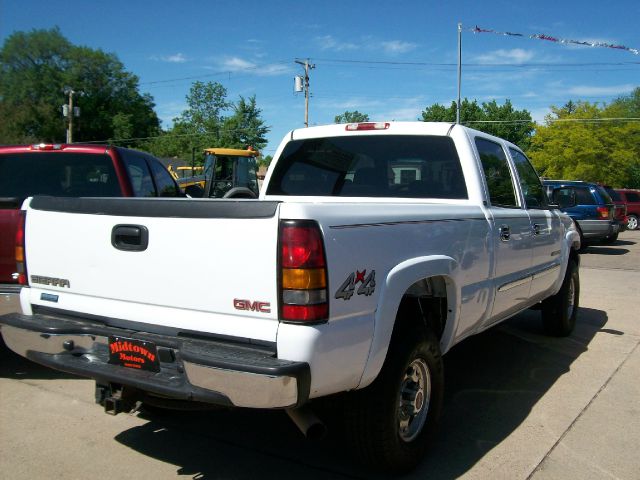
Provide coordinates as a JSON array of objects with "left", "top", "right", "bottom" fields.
[{"left": 111, "top": 224, "right": 149, "bottom": 252}]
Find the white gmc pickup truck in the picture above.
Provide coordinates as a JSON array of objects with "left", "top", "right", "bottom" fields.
[{"left": 1, "top": 122, "right": 580, "bottom": 473}]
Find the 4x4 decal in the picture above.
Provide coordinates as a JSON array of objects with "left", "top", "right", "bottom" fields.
[{"left": 335, "top": 269, "right": 376, "bottom": 300}]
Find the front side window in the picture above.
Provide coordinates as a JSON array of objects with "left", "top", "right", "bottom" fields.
[
  {"left": 266, "top": 135, "right": 468, "bottom": 199},
  {"left": 509, "top": 148, "right": 547, "bottom": 209},
  {"left": 475, "top": 137, "right": 518, "bottom": 208},
  {"left": 149, "top": 158, "right": 179, "bottom": 197}
]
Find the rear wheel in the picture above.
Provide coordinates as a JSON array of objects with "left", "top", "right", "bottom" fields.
[
  {"left": 627, "top": 214, "right": 638, "bottom": 231},
  {"left": 541, "top": 259, "right": 579, "bottom": 336},
  {"left": 602, "top": 232, "right": 619, "bottom": 244},
  {"left": 343, "top": 324, "right": 444, "bottom": 474}
]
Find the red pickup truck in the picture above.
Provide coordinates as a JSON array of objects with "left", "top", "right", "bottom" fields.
[{"left": 0, "top": 144, "right": 181, "bottom": 314}]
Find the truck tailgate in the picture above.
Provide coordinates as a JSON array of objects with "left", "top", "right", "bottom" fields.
[{"left": 24, "top": 197, "right": 281, "bottom": 342}]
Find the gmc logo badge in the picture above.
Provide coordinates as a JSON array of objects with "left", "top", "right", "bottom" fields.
[{"left": 233, "top": 299, "right": 271, "bottom": 313}]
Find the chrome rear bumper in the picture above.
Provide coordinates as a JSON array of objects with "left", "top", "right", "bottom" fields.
[{"left": 0, "top": 312, "right": 309, "bottom": 409}]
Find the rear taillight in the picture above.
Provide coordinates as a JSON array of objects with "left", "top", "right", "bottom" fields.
[
  {"left": 279, "top": 220, "right": 328, "bottom": 323},
  {"left": 15, "top": 211, "right": 27, "bottom": 285},
  {"left": 596, "top": 207, "right": 611, "bottom": 219}
]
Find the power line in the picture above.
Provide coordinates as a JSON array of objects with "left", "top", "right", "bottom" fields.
[
  {"left": 136, "top": 57, "right": 638, "bottom": 90},
  {"left": 315, "top": 57, "right": 640, "bottom": 68}
]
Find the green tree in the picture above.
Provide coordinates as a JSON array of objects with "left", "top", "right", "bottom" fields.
[
  {"left": 146, "top": 84, "right": 270, "bottom": 163},
  {"left": 220, "top": 95, "right": 269, "bottom": 149},
  {"left": 528, "top": 98, "right": 640, "bottom": 188},
  {"left": 334, "top": 110, "right": 370, "bottom": 123},
  {"left": 421, "top": 98, "right": 534, "bottom": 148},
  {"left": 0, "top": 28, "right": 159, "bottom": 145}
]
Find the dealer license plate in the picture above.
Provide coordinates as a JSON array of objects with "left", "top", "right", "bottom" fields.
[{"left": 108, "top": 336, "right": 160, "bottom": 373}]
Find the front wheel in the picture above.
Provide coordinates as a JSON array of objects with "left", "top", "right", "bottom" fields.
[
  {"left": 541, "top": 259, "right": 579, "bottom": 336},
  {"left": 343, "top": 326, "right": 444, "bottom": 473},
  {"left": 627, "top": 214, "right": 638, "bottom": 231}
]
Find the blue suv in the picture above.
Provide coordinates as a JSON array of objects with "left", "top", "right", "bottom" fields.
[{"left": 543, "top": 180, "right": 619, "bottom": 245}]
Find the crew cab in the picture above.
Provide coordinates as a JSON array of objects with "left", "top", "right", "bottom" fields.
[
  {"left": 0, "top": 144, "right": 181, "bottom": 314},
  {"left": 0, "top": 123, "right": 580, "bottom": 473}
]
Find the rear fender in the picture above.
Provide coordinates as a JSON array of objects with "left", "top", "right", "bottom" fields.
[{"left": 357, "top": 255, "right": 459, "bottom": 388}]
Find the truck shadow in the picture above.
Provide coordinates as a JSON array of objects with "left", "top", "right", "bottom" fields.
[
  {"left": 113, "top": 306, "right": 607, "bottom": 479},
  {"left": 581, "top": 245, "right": 630, "bottom": 255},
  {"left": 0, "top": 336, "right": 80, "bottom": 380}
]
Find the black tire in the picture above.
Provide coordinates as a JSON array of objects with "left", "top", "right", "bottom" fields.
[
  {"left": 541, "top": 259, "right": 579, "bottom": 336},
  {"left": 343, "top": 325, "right": 444, "bottom": 474},
  {"left": 601, "top": 232, "right": 619, "bottom": 244}
]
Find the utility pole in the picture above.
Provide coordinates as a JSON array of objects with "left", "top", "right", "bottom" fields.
[
  {"left": 63, "top": 87, "right": 81, "bottom": 143},
  {"left": 295, "top": 59, "right": 315, "bottom": 127},
  {"left": 457, "top": 23, "right": 462, "bottom": 125}
]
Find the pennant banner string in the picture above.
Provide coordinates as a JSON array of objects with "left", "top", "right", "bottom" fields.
[{"left": 470, "top": 26, "right": 639, "bottom": 56}]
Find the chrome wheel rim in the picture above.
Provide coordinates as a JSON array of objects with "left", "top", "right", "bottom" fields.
[
  {"left": 398, "top": 358, "right": 431, "bottom": 442},
  {"left": 628, "top": 216, "right": 638, "bottom": 230}
]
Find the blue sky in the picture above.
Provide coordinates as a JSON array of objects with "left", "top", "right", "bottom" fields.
[{"left": 2, "top": 0, "right": 639, "bottom": 154}]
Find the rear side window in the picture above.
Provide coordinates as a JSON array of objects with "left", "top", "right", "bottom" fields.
[
  {"left": 266, "top": 135, "right": 468, "bottom": 199},
  {"left": 0, "top": 152, "right": 120, "bottom": 198},
  {"left": 596, "top": 186, "right": 612, "bottom": 204},
  {"left": 625, "top": 192, "right": 640, "bottom": 202},
  {"left": 122, "top": 154, "right": 156, "bottom": 197},
  {"left": 475, "top": 137, "right": 518, "bottom": 208},
  {"left": 574, "top": 187, "right": 596, "bottom": 205}
]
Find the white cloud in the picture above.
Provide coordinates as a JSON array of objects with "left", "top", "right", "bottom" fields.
[
  {"left": 219, "top": 57, "right": 292, "bottom": 76},
  {"left": 380, "top": 40, "right": 417, "bottom": 54},
  {"left": 222, "top": 57, "right": 255, "bottom": 71},
  {"left": 475, "top": 48, "right": 535, "bottom": 64},
  {"left": 316, "top": 35, "right": 359, "bottom": 51},
  {"left": 567, "top": 84, "right": 635, "bottom": 96},
  {"left": 151, "top": 53, "right": 188, "bottom": 63},
  {"left": 316, "top": 35, "right": 418, "bottom": 54}
]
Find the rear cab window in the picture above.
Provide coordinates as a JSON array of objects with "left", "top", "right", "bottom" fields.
[
  {"left": 0, "top": 152, "right": 121, "bottom": 198},
  {"left": 266, "top": 135, "right": 468, "bottom": 199}
]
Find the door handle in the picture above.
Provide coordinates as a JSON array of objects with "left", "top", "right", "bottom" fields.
[
  {"left": 533, "top": 223, "right": 541, "bottom": 235},
  {"left": 111, "top": 224, "right": 149, "bottom": 252},
  {"left": 499, "top": 225, "right": 511, "bottom": 242}
]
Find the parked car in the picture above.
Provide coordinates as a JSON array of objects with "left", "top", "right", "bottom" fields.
[
  {"left": 543, "top": 179, "right": 618, "bottom": 245},
  {"left": 615, "top": 188, "right": 640, "bottom": 230},
  {"left": 0, "top": 143, "right": 182, "bottom": 314},
  {"left": 601, "top": 185, "right": 627, "bottom": 239}
]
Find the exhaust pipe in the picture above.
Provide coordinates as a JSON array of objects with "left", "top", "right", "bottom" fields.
[{"left": 286, "top": 405, "right": 327, "bottom": 441}]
